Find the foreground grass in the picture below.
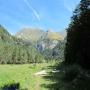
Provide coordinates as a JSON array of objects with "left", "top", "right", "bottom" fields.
[{"left": 0, "top": 63, "right": 55, "bottom": 90}]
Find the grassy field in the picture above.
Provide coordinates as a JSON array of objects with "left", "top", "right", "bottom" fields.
[{"left": 0, "top": 63, "right": 55, "bottom": 90}]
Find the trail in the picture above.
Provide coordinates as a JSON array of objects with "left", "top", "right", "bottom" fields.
[
  {"left": 34, "top": 70, "right": 47, "bottom": 76},
  {"left": 35, "top": 76, "right": 41, "bottom": 90},
  {"left": 34, "top": 69, "right": 59, "bottom": 76},
  {"left": 34, "top": 70, "right": 47, "bottom": 90},
  {"left": 34, "top": 69, "right": 59, "bottom": 90}
]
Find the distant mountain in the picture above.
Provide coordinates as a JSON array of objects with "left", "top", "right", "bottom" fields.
[
  {"left": 44, "top": 29, "right": 64, "bottom": 40},
  {"left": 0, "top": 25, "right": 64, "bottom": 50},
  {"left": 16, "top": 28, "right": 45, "bottom": 43},
  {"left": 36, "top": 29, "right": 64, "bottom": 51},
  {"left": 16, "top": 28, "right": 64, "bottom": 51},
  {"left": 16, "top": 28, "right": 64, "bottom": 42}
]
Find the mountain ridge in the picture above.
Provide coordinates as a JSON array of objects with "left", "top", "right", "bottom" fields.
[{"left": 16, "top": 27, "right": 64, "bottom": 43}]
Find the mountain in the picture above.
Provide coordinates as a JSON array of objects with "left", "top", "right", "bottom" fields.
[
  {"left": 16, "top": 28, "right": 63, "bottom": 42},
  {"left": 16, "top": 28, "right": 45, "bottom": 43},
  {"left": 16, "top": 28, "right": 64, "bottom": 50},
  {"left": 36, "top": 29, "right": 64, "bottom": 51},
  {"left": 43, "top": 29, "right": 64, "bottom": 40},
  {"left": 0, "top": 24, "right": 65, "bottom": 63},
  {"left": 0, "top": 25, "right": 44, "bottom": 64}
]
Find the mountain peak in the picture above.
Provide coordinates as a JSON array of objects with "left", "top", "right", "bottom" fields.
[
  {"left": 16, "top": 27, "right": 64, "bottom": 42},
  {"left": 16, "top": 28, "right": 45, "bottom": 43}
]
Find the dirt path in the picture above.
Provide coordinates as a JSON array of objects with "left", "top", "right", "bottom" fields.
[
  {"left": 35, "top": 77, "right": 41, "bottom": 90},
  {"left": 34, "top": 70, "right": 47, "bottom": 90},
  {"left": 34, "top": 70, "right": 47, "bottom": 76},
  {"left": 34, "top": 69, "right": 59, "bottom": 90}
]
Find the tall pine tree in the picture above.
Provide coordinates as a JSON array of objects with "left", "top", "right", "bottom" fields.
[{"left": 65, "top": 0, "right": 90, "bottom": 69}]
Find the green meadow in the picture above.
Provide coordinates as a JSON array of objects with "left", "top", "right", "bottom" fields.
[{"left": 0, "top": 63, "right": 55, "bottom": 90}]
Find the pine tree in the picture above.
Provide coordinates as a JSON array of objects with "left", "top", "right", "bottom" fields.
[{"left": 65, "top": 0, "right": 90, "bottom": 69}]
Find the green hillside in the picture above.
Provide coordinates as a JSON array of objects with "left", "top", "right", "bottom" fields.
[
  {"left": 0, "top": 25, "right": 13, "bottom": 42},
  {"left": 0, "top": 25, "right": 44, "bottom": 64}
]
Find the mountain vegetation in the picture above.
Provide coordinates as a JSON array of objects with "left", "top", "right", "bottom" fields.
[
  {"left": 16, "top": 28, "right": 64, "bottom": 50},
  {"left": 1, "top": 0, "right": 90, "bottom": 90},
  {"left": 0, "top": 25, "right": 65, "bottom": 64},
  {"left": 15, "top": 27, "right": 65, "bottom": 61},
  {"left": 0, "top": 25, "right": 44, "bottom": 64},
  {"left": 36, "top": 29, "right": 64, "bottom": 50},
  {"left": 42, "top": 40, "right": 65, "bottom": 61}
]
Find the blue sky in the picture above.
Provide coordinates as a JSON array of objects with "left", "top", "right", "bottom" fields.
[{"left": 0, "top": 0, "right": 80, "bottom": 34}]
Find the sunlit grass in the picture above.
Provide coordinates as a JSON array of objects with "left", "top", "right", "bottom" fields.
[{"left": 0, "top": 62, "right": 55, "bottom": 90}]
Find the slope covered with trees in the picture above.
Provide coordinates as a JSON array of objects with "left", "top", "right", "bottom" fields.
[
  {"left": 0, "top": 25, "right": 44, "bottom": 64},
  {"left": 42, "top": 39, "right": 65, "bottom": 61}
]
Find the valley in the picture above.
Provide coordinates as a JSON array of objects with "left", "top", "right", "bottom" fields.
[
  {"left": 0, "top": 25, "right": 65, "bottom": 90},
  {"left": 0, "top": 0, "right": 90, "bottom": 89}
]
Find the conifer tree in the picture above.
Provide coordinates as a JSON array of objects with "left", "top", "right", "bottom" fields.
[{"left": 65, "top": 0, "right": 90, "bottom": 69}]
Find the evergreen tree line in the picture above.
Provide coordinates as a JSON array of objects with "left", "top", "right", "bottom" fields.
[
  {"left": 42, "top": 40, "right": 65, "bottom": 61},
  {"left": 0, "top": 26, "right": 44, "bottom": 64},
  {"left": 0, "top": 40, "right": 44, "bottom": 64}
]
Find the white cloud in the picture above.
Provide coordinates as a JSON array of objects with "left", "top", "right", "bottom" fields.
[{"left": 23, "top": 0, "right": 40, "bottom": 21}]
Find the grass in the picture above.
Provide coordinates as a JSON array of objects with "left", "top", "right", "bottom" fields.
[{"left": 0, "top": 62, "right": 55, "bottom": 90}]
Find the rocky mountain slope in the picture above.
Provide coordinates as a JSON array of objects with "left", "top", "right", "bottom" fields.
[
  {"left": 16, "top": 28, "right": 45, "bottom": 43},
  {"left": 16, "top": 28, "right": 64, "bottom": 51}
]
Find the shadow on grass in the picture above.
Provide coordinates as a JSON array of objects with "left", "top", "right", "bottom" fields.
[
  {"left": 41, "top": 63, "right": 90, "bottom": 90},
  {"left": 1, "top": 83, "right": 20, "bottom": 90},
  {"left": 1, "top": 83, "right": 28, "bottom": 90},
  {"left": 41, "top": 62, "right": 65, "bottom": 90}
]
